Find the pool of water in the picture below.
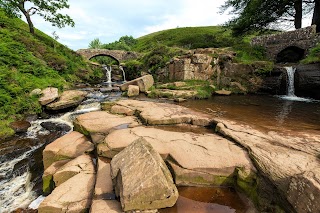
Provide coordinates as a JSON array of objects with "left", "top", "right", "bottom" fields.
[
  {"left": 159, "top": 186, "right": 250, "bottom": 213},
  {"left": 181, "top": 95, "right": 320, "bottom": 135}
]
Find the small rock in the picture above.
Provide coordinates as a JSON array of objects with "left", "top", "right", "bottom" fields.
[
  {"left": 39, "top": 87, "right": 59, "bottom": 105},
  {"left": 10, "top": 121, "right": 31, "bottom": 133},
  {"left": 127, "top": 85, "right": 140, "bottom": 97},
  {"left": 215, "top": 89, "right": 232, "bottom": 96},
  {"left": 41, "top": 122, "right": 71, "bottom": 132},
  {"left": 174, "top": 98, "right": 187, "bottom": 103},
  {"left": 29, "top": 88, "right": 42, "bottom": 96}
]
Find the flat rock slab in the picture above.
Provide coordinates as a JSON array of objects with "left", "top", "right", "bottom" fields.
[
  {"left": 53, "top": 154, "right": 95, "bottom": 187},
  {"left": 215, "top": 120, "right": 320, "bottom": 212},
  {"left": 46, "top": 90, "right": 88, "bottom": 110},
  {"left": 149, "top": 89, "right": 199, "bottom": 99},
  {"left": 111, "top": 138, "right": 179, "bottom": 211},
  {"left": 39, "top": 87, "right": 59, "bottom": 105},
  {"left": 113, "top": 100, "right": 212, "bottom": 126},
  {"left": 94, "top": 158, "right": 114, "bottom": 199},
  {"left": 73, "top": 111, "right": 139, "bottom": 143},
  {"left": 91, "top": 200, "right": 122, "bottom": 213},
  {"left": 43, "top": 131, "right": 94, "bottom": 170},
  {"left": 99, "top": 126, "right": 255, "bottom": 186},
  {"left": 38, "top": 172, "right": 95, "bottom": 213}
]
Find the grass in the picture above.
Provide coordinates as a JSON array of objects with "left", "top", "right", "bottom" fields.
[
  {"left": 301, "top": 43, "right": 320, "bottom": 64},
  {"left": 0, "top": 10, "right": 103, "bottom": 139}
]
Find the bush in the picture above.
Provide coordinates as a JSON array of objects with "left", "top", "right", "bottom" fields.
[{"left": 124, "top": 60, "right": 143, "bottom": 80}]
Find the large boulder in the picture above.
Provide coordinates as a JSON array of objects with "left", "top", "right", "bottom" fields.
[
  {"left": 53, "top": 154, "right": 95, "bottom": 187},
  {"left": 39, "top": 87, "right": 59, "bottom": 105},
  {"left": 38, "top": 172, "right": 95, "bottom": 213},
  {"left": 127, "top": 85, "right": 140, "bottom": 97},
  {"left": 46, "top": 90, "right": 88, "bottom": 110},
  {"left": 112, "top": 100, "right": 212, "bottom": 126},
  {"left": 73, "top": 111, "right": 139, "bottom": 143},
  {"left": 295, "top": 63, "right": 320, "bottom": 99},
  {"left": 110, "top": 138, "right": 179, "bottom": 211},
  {"left": 42, "top": 131, "right": 94, "bottom": 170},
  {"left": 99, "top": 126, "right": 255, "bottom": 187},
  {"left": 119, "top": 74, "right": 154, "bottom": 92}
]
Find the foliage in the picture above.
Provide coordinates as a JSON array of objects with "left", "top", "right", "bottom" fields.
[
  {"left": 0, "top": 10, "right": 100, "bottom": 139},
  {"left": 301, "top": 43, "right": 320, "bottom": 64},
  {"left": 99, "top": 35, "right": 137, "bottom": 51},
  {"left": 133, "top": 26, "right": 236, "bottom": 52},
  {"left": 0, "top": 0, "right": 74, "bottom": 34},
  {"left": 123, "top": 60, "right": 143, "bottom": 80},
  {"left": 88, "top": 38, "right": 103, "bottom": 49}
]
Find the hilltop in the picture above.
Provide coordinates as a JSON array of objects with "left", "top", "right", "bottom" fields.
[{"left": 0, "top": 10, "right": 102, "bottom": 138}]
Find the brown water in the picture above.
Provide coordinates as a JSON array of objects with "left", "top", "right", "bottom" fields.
[
  {"left": 181, "top": 95, "right": 320, "bottom": 135},
  {"left": 160, "top": 187, "right": 248, "bottom": 213}
]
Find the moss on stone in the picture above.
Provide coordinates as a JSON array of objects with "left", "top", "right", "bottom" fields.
[{"left": 42, "top": 175, "right": 55, "bottom": 195}]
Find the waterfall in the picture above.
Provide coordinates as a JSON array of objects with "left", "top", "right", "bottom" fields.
[
  {"left": 119, "top": 65, "right": 126, "bottom": 82},
  {"left": 285, "top": 66, "right": 296, "bottom": 97},
  {"left": 103, "top": 65, "right": 112, "bottom": 83}
]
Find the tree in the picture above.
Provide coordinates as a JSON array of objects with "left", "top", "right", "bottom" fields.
[
  {"left": 88, "top": 38, "right": 103, "bottom": 49},
  {"left": 0, "top": 0, "right": 74, "bottom": 34},
  {"left": 221, "top": 0, "right": 319, "bottom": 35}
]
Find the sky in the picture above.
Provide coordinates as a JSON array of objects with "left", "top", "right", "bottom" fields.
[{"left": 23, "top": 0, "right": 232, "bottom": 50}]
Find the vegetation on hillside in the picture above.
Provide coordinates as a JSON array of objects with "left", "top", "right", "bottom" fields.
[
  {"left": 301, "top": 43, "right": 320, "bottom": 64},
  {"left": 0, "top": 10, "right": 101, "bottom": 138}
]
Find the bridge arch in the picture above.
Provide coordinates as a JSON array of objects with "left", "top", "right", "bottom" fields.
[
  {"left": 276, "top": 46, "right": 305, "bottom": 63},
  {"left": 88, "top": 53, "right": 120, "bottom": 64},
  {"left": 76, "top": 49, "right": 139, "bottom": 63}
]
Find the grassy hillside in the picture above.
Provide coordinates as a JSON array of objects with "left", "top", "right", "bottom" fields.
[{"left": 0, "top": 10, "right": 102, "bottom": 138}]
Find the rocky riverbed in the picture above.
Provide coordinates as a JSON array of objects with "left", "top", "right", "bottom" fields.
[{"left": 36, "top": 98, "right": 320, "bottom": 213}]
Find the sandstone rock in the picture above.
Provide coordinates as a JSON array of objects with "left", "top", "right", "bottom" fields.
[
  {"left": 174, "top": 98, "right": 187, "bottom": 103},
  {"left": 110, "top": 138, "right": 178, "bottom": 211},
  {"left": 53, "top": 154, "right": 95, "bottom": 187},
  {"left": 295, "top": 63, "right": 320, "bottom": 99},
  {"left": 9, "top": 121, "right": 31, "bottom": 133},
  {"left": 38, "top": 172, "right": 95, "bottom": 213},
  {"left": 114, "top": 100, "right": 212, "bottom": 126},
  {"left": 30, "top": 88, "right": 42, "bottom": 96},
  {"left": 90, "top": 200, "right": 122, "bottom": 213},
  {"left": 214, "top": 89, "right": 232, "bottom": 96},
  {"left": 173, "top": 81, "right": 187, "bottom": 87},
  {"left": 94, "top": 158, "right": 114, "bottom": 199},
  {"left": 39, "top": 87, "right": 59, "bottom": 105},
  {"left": 43, "top": 131, "right": 94, "bottom": 170},
  {"left": 119, "top": 75, "right": 154, "bottom": 92},
  {"left": 110, "top": 105, "right": 135, "bottom": 116},
  {"left": 46, "top": 90, "right": 88, "bottom": 110},
  {"left": 42, "top": 160, "right": 70, "bottom": 194},
  {"left": 149, "top": 89, "right": 198, "bottom": 99},
  {"left": 99, "top": 126, "right": 255, "bottom": 188},
  {"left": 127, "top": 85, "right": 140, "bottom": 97},
  {"left": 73, "top": 111, "right": 139, "bottom": 143}
]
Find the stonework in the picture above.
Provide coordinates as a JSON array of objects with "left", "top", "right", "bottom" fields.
[{"left": 77, "top": 49, "right": 139, "bottom": 62}]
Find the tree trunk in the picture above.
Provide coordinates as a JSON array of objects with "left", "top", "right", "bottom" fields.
[
  {"left": 17, "top": 3, "right": 35, "bottom": 34},
  {"left": 294, "top": 0, "right": 302, "bottom": 29},
  {"left": 312, "top": 0, "right": 320, "bottom": 32}
]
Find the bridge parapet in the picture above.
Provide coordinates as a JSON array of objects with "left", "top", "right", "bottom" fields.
[
  {"left": 251, "top": 25, "right": 320, "bottom": 61},
  {"left": 76, "top": 49, "right": 139, "bottom": 62}
]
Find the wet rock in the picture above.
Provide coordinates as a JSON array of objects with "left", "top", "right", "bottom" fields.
[
  {"left": 119, "top": 74, "right": 154, "bottom": 92},
  {"left": 46, "top": 90, "right": 88, "bottom": 110},
  {"left": 295, "top": 63, "right": 320, "bottom": 99},
  {"left": 43, "top": 131, "right": 94, "bottom": 170},
  {"left": 215, "top": 89, "right": 232, "bottom": 96},
  {"left": 38, "top": 172, "right": 95, "bottom": 213},
  {"left": 39, "top": 87, "right": 59, "bottom": 105},
  {"left": 99, "top": 126, "right": 255, "bottom": 187},
  {"left": 174, "top": 98, "right": 187, "bottom": 103},
  {"left": 40, "top": 122, "right": 71, "bottom": 132},
  {"left": 53, "top": 154, "right": 95, "bottom": 187},
  {"left": 73, "top": 111, "right": 139, "bottom": 143},
  {"left": 114, "top": 100, "right": 212, "bottom": 126},
  {"left": 111, "top": 138, "right": 178, "bottom": 211},
  {"left": 9, "top": 121, "right": 31, "bottom": 133},
  {"left": 127, "top": 85, "right": 140, "bottom": 97}
]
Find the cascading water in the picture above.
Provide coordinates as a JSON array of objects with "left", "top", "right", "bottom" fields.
[
  {"left": 103, "top": 65, "right": 112, "bottom": 84},
  {"left": 119, "top": 65, "right": 126, "bottom": 82},
  {"left": 285, "top": 66, "right": 296, "bottom": 97}
]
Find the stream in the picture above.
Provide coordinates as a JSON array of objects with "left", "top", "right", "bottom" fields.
[{"left": 0, "top": 81, "right": 319, "bottom": 212}]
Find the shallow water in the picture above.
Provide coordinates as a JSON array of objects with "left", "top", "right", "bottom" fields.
[
  {"left": 160, "top": 186, "right": 248, "bottom": 213},
  {"left": 181, "top": 95, "right": 320, "bottom": 134}
]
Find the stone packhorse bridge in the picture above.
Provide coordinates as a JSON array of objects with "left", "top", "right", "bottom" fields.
[
  {"left": 251, "top": 25, "right": 320, "bottom": 63},
  {"left": 77, "top": 49, "right": 139, "bottom": 63}
]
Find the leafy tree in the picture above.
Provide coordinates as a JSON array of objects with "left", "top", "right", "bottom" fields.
[
  {"left": 88, "top": 38, "right": 103, "bottom": 49},
  {"left": 0, "top": 0, "right": 74, "bottom": 34},
  {"left": 221, "top": 0, "right": 319, "bottom": 35}
]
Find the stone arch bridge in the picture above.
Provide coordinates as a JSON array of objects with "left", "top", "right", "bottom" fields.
[
  {"left": 251, "top": 25, "right": 320, "bottom": 62},
  {"left": 76, "top": 49, "right": 139, "bottom": 63}
]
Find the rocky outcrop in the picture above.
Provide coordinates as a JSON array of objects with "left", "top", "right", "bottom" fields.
[
  {"left": 295, "top": 63, "right": 320, "bottom": 99},
  {"left": 42, "top": 131, "right": 94, "bottom": 170},
  {"left": 46, "top": 90, "right": 88, "bottom": 110},
  {"left": 73, "top": 111, "right": 139, "bottom": 143},
  {"left": 127, "top": 85, "right": 140, "bottom": 97},
  {"left": 110, "top": 138, "right": 179, "bottom": 211},
  {"left": 120, "top": 74, "right": 154, "bottom": 92},
  {"left": 38, "top": 172, "right": 95, "bottom": 213},
  {"left": 39, "top": 87, "right": 59, "bottom": 105},
  {"left": 215, "top": 120, "right": 320, "bottom": 212},
  {"left": 112, "top": 100, "right": 212, "bottom": 126}
]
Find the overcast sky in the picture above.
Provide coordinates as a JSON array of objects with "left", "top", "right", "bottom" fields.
[{"left": 24, "top": 0, "right": 232, "bottom": 50}]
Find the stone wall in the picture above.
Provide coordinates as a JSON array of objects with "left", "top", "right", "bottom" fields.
[
  {"left": 251, "top": 25, "right": 320, "bottom": 60},
  {"left": 77, "top": 49, "right": 139, "bottom": 62}
]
